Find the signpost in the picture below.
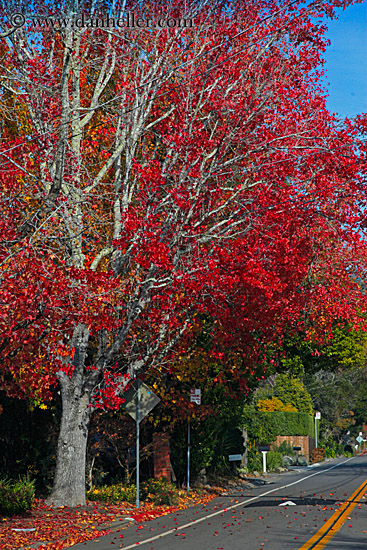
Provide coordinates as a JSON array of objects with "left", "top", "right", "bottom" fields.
[
  {"left": 136, "top": 379, "right": 140, "bottom": 509},
  {"left": 122, "top": 379, "right": 160, "bottom": 508},
  {"left": 187, "top": 389, "right": 201, "bottom": 494},
  {"left": 315, "top": 412, "right": 321, "bottom": 448},
  {"left": 229, "top": 454, "right": 242, "bottom": 473},
  {"left": 259, "top": 446, "right": 270, "bottom": 474}
]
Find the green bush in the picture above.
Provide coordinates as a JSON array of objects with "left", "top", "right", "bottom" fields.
[
  {"left": 336, "top": 443, "right": 347, "bottom": 456},
  {"left": 0, "top": 476, "right": 35, "bottom": 516},
  {"left": 274, "top": 441, "right": 296, "bottom": 456},
  {"left": 87, "top": 478, "right": 179, "bottom": 507},
  {"left": 246, "top": 449, "right": 283, "bottom": 473},
  {"left": 87, "top": 483, "right": 136, "bottom": 504},
  {"left": 270, "top": 374, "right": 314, "bottom": 415},
  {"left": 142, "top": 479, "right": 179, "bottom": 506},
  {"left": 266, "top": 450, "right": 283, "bottom": 471},
  {"left": 324, "top": 447, "right": 336, "bottom": 458},
  {"left": 247, "top": 449, "right": 263, "bottom": 473},
  {"left": 321, "top": 440, "right": 345, "bottom": 458}
]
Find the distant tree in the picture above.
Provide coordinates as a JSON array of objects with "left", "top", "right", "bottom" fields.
[
  {"left": 304, "top": 366, "right": 367, "bottom": 442},
  {"left": 257, "top": 396, "right": 298, "bottom": 412},
  {"left": 256, "top": 373, "right": 314, "bottom": 415},
  {"left": 278, "top": 322, "right": 367, "bottom": 374}
]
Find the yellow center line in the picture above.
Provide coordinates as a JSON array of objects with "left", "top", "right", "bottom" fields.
[{"left": 298, "top": 478, "right": 367, "bottom": 550}]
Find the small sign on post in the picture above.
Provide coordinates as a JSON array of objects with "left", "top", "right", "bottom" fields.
[
  {"left": 187, "top": 389, "right": 201, "bottom": 494},
  {"left": 315, "top": 412, "right": 321, "bottom": 448},
  {"left": 190, "top": 389, "right": 201, "bottom": 404},
  {"left": 259, "top": 446, "right": 270, "bottom": 474}
]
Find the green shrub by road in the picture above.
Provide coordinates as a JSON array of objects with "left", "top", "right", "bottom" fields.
[{"left": 0, "top": 476, "right": 35, "bottom": 516}]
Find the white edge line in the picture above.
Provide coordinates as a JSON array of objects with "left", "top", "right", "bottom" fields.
[{"left": 117, "top": 456, "right": 356, "bottom": 549}]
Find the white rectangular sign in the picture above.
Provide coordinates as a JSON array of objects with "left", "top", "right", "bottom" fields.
[
  {"left": 190, "top": 388, "right": 201, "bottom": 404},
  {"left": 315, "top": 412, "right": 321, "bottom": 419}
]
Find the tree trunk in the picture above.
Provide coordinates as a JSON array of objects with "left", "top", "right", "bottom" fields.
[{"left": 47, "top": 376, "right": 92, "bottom": 507}]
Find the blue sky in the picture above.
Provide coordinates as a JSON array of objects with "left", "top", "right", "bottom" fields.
[{"left": 322, "top": 1, "right": 367, "bottom": 119}]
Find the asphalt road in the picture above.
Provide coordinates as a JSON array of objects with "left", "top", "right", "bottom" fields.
[{"left": 70, "top": 454, "right": 367, "bottom": 550}]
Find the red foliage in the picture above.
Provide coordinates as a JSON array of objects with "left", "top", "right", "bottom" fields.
[
  {"left": 0, "top": 0, "right": 366, "bottom": 506},
  {"left": 0, "top": 1, "right": 366, "bottom": 405},
  {"left": 0, "top": 493, "right": 217, "bottom": 549}
]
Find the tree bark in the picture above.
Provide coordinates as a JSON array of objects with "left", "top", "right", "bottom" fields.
[{"left": 47, "top": 375, "right": 92, "bottom": 507}]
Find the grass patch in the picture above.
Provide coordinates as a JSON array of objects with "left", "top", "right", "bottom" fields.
[{"left": 0, "top": 476, "right": 35, "bottom": 516}]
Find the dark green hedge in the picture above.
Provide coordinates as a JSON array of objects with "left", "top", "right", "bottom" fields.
[
  {"left": 243, "top": 407, "right": 314, "bottom": 444},
  {"left": 261, "top": 411, "right": 314, "bottom": 437}
]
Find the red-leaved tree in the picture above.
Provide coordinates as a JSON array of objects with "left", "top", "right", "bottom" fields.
[{"left": 0, "top": 0, "right": 366, "bottom": 506}]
